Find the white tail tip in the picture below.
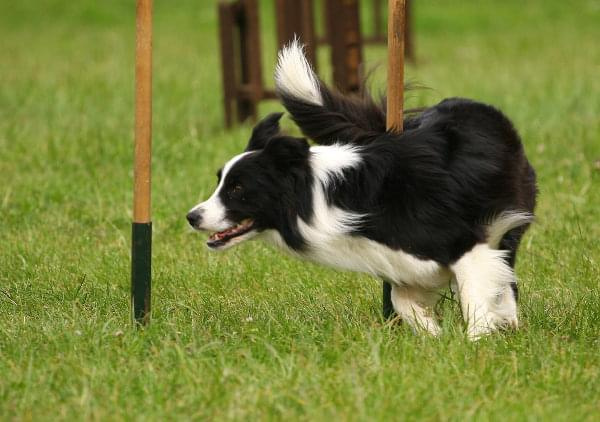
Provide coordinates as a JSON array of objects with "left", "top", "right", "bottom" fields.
[{"left": 274, "top": 39, "right": 323, "bottom": 106}]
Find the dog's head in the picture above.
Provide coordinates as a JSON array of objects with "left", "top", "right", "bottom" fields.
[{"left": 187, "top": 113, "right": 312, "bottom": 250}]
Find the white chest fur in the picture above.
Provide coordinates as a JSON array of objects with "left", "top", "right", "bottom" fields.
[
  {"left": 262, "top": 230, "right": 450, "bottom": 289},
  {"left": 307, "top": 235, "right": 450, "bottom": 288}
]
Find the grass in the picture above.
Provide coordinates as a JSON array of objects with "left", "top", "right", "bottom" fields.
[{"left": 1, "top": 0, "right": 599, "bottom": 420}]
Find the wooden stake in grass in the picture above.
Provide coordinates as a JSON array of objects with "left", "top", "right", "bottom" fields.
[
  {"left": 132, "top": 0, "right": 153, "bottom": 325},
  {"left": 383, "top": 0, "right": 406, "bottom": 319}
]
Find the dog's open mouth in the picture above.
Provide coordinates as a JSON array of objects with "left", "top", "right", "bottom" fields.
[{"left": 206, "top": 218, "right": 255, "bottom": 249}]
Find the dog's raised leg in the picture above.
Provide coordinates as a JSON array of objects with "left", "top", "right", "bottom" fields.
[
  {"left": 390, "top": 285, "right": 441, "bottom": 336},
  {"left": 451, "top": 244, "right": 518, "bottom": 340}
]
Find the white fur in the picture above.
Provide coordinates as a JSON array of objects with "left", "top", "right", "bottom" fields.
[
  {"left": 275, "top": 39, "right": 323, "bottom": 106},
  {"left": 449, "top": 211, "right": 532, "bottom": 297},
  {"left": 450, "top": 243, "right": 518, "bottom": 340},
  {"left": 310, "top": 144, "right": 363, "bottom": 184},
  {"left": 391, "top": 286, "right": 442, "bottom": 336},
  {"left": 486, "top": 211, "right": 533, "bottom": 249},
  {"left": 189, "top": 152, "right": 252, "bottom": 232},
  {"left": 305, "top": 144, "right": 366, "bottom": 236},
  {"left": 299, "top": 235, "right": 450, "bottom": 289}
]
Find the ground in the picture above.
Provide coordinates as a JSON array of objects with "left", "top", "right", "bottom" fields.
[{"left": 1, "top": 0, "right": 599, "bottom": 420}]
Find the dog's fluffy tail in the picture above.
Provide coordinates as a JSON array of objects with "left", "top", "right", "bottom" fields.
[
  {"left": 486, "top": 211, "right": 534, "bottom": 249},
  {"left": 275, "top": 40, "right": 386, "bottom": 145}
]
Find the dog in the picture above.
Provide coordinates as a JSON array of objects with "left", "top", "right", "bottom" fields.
[{"left": 187, "top": 41, "right": 537, "bottom": 339}]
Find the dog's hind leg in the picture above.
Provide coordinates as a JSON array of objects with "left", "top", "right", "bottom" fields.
[
  {"left": 390, "top": 285, "right": 441, "bottom": 336},
  {"left": 451, "top": 244, "right": 518, "bottom": 340},
  {"left": 382, "top": 280, "right": 395, "bottom": 319},
  {"left": 499, "top": 226, "right": 528, "bottom": 300}
]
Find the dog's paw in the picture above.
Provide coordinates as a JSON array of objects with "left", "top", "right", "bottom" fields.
[{"left": 467, "top": 313, "right": 518, "bottom": 341}]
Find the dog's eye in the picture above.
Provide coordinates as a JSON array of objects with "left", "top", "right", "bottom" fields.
[{"left": 229, "top": 184, "right": 244, "bottom": 197}]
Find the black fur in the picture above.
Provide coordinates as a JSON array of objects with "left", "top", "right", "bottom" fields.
[
  {"left": 245, "top": 112, "right": 284, "bottom": 151},
  {"left": 275, "top": 81, "right": 537, "bottom": 269},
  {"left": 279, "top": 82, "right": 386, "bottom": 145},
  {"left": 201, "top": 87, "right": 536, "bottom": 287}
]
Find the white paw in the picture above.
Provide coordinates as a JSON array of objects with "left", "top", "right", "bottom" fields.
[
  {"left": 467, "top": 312, "right": 518, "bottom": 341},
  {"left": 405, "top": 316, "right": 442, "bottom": 337}
]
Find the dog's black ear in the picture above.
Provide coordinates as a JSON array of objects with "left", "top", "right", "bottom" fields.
[
  {"left": 262, "top": 135, "right": 310, "bottom": 169},
  {"left": 245, "top": 112, "right": 284, "bottom": 151}
]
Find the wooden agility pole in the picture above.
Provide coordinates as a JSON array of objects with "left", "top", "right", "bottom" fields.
[
  {"left": 132, "top": 0, "right": 153, "bottom": 325},
  {"left": 382, "top": 0, "right": 406, "bottom": 319}
]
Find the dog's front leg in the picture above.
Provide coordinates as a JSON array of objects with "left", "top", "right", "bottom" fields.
[{"left": 390, "top": 284, "right": 441, "bottom": 336}]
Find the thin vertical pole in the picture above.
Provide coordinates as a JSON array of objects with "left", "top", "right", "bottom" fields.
[
  {"left": 132, "top": 0, "right": 153, "bottom": 325},
  {"left": 386, "top": 0, "right": 405, "bottom": 131},
  {"left": 383, "top": 0, "right": 405, "bottom": 319}
]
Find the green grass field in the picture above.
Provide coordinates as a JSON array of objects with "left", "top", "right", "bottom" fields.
[{"left": 1, "top": 0, "right": 599, "bottom": 420}]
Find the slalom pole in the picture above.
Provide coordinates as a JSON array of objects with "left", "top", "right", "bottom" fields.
[
  {"left": 383, "top": 0, "right": 406, "bottom": 319},
  {"left": 132, "top": 0, "right": 153, "bottom": 325}
]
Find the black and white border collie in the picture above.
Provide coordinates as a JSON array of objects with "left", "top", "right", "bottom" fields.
[{"left": 187, "top": 41, "right": 537, "bottom": 340}]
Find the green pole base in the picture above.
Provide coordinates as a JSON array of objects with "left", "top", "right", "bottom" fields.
[{"left": 131, "top": 222, "right": 152, "bottom": 325}]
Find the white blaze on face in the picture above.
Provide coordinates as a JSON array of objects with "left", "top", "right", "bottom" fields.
[{"left": 188, "top": 152, "right": 251, "bottom": 232}]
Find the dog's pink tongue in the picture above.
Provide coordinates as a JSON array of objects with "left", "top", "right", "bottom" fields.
[
  {"left": 210, "top": 227, "right": 234, "bottom": 241},
  {"left": 208, "top": 220, "right": 253, "bottom": 242}
]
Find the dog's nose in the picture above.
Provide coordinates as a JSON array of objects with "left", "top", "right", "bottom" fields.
[{"left": 186, "top": 209, "right": 203, "bottom": 227}]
